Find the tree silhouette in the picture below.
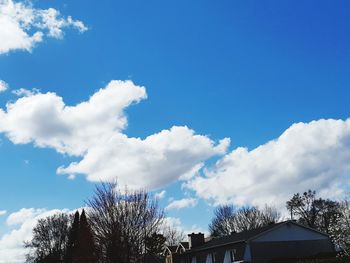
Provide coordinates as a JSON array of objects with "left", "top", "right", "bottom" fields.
[
  {"left": 286, "top": 190, "right": 341, "bottom": 233},
  {"left": 65, "top": 211, "right": 79, "bottom": 263},
  {"left": 25, "top": 213, "right": 71, "bottom": 263},
  {"left": 145, "top": 233, "right": 166, "bottom": 257},
  {"left": 73, "top": 210, "right": 97, "bottom": 263},
  {"left": 209, "top": 205, "right": 280, "bottom": 237},
  {"left": 162, "top": 225, "right": 186, "bottom": 246},
  {"left": 86, "top": 182, "right": 164, "bottom": 263}
]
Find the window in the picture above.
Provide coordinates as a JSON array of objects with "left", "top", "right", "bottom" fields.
[
  {"left": 205, "top": 254, "right": 211, "bottom": 263},
  {"left": 224, "top": 250, "right": 236, "bottom": 263},
  {"left": 230, "top": 249, "right": 236, "bottom": 262},
  {"left": 206, "top": 253, "right": 216, "bottom": 263}
]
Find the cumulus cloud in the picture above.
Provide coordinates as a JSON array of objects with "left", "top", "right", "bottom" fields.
[
  {"left": 0, "top": 80, "right": 229, "bottom": 189},
  {"left": 58, "top": 126, "right": 229, "bottom": 189},
  {"left": 0, "top": 210, "right": 6, "bottom": 216},
  {"left": 0, "top": 0, "right": 87, "bottom": 54},
  {"left": 0, "top": 80, "right": 147, "bottom": 155},
  {"left": 165, "top": 198, "right": 198, "bottom": 211},
  {"left": 0, "top": 208, "right": 70, "bottom": 263},
  {"left": 186, "top": 119, "right": 350, "bottom": 210},
  {"left": 0, "top": 80, "right": 8, "bottom": 92}
]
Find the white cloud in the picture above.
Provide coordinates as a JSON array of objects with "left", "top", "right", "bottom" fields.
[
  {"left": 186, "top": 119, "right": 350, "bottom": 210},
  {"left": 12, "top": 88, "right": 39, "bottom": 97},
  {"left": 58, "top": 126, "right": 229, "bottom": 189},
  {"left": 162, "top": 217, "right": 182, "bottom": 230},
  {"left": 165, "top": 198, "right": 198, "bottom": 211},
  {"left": 0, "top": 208, "right": 70, "bottom": 263},
  {"left": 0, "top": 80, "right": 8, "bottom": 92},
  {"left": 0, "top": 80, "right": 229, "bottom": 189},
  {"left": 155, "top": 190, "right": 166, "bottom": 200},
  {"left": 0, "top": 80, "right": 146, "bottom": 155},
  {"left": 0, "top": 210, "right": 6, "bottom": 216},
  {"left": 0, "top": 0, "right": 87, "bottom": 54},
  {"left": 162, "top": 217, "right": 207, "bottom": 236},
  {"left": 6, "top": 208, "right": 45, "bottom": 226}
]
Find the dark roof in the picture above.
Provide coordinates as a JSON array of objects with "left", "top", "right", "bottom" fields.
[{"left": 191, "top": 221, "right": 287, "bottom": 252}]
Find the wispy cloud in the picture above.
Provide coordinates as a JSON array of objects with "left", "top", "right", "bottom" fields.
[
  {"left": 155, "top": 190, "right": 166, "bottom": 200},
  {"left": 12, "top": 88, "right": 39, "bottom": 97},
  {"left": 165, "top": 198, "right": 198, "bottom": 211},
  {"left": 0, "top": 80, "right": 8, "bottom": 93},
  {"left": 162, "top": 217, "right": 207, "bottom": 236}
]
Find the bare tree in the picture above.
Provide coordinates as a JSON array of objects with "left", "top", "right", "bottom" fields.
[
  {"left": 259, "top": 205, "right": 281, "bottom": 226},
  {"left": 25, "top": 213, "right": 72, "bottom": 263},
  {"left": 286, "top": 190, "right": 319, "bottom": 228},
  {"left": 86, "top": 183, "right": 164, "bottom": 263},
  {"left": 286, "top": 190, "right": 341, "bottom": 233},
  {"left": 209, "top": 205, "right": 236, "bottom": 237},
  {"left": 329, "top": 198, "right": 350, "bottom": 256},
  {"left": 209, "top": 205, "right": 280, "bottom": 237},
  {"left": 162, "top": 225, "right": 186, "bottom": 246},
  {"left": 234, "top": 207, "right": 264, "bottom": 231}
]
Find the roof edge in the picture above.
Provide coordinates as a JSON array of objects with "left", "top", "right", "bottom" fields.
[{"left": 248, "top": 220, "right": 330, "bottom": 242}]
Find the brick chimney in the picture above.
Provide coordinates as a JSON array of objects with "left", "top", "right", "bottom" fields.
[{"left": 188, "top": 233, "right": 205, "bottom": 249}]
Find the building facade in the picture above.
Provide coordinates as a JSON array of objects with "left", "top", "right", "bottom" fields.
[{"left": 164, "top": 221, "right": 335, "bottom": 263}]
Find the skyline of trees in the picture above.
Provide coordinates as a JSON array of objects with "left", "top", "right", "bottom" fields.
[
  {"left": 209, "top": 205, "right": 281, "bottom": 237},
  {"left": 25, "top": 187, "right": 350, "bottom": 262}
]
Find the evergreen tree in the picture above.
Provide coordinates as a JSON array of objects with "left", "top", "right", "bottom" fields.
[
  {"left": 74, "top": 209, "right": 97, "bottom": 263},
  {"left": 65, "top": 211, "right": 80, "bottom": 263},
  {"left": 145, "top": 233, "right": 166, "bottom": 256}
]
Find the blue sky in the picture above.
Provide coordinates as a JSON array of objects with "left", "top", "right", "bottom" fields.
[{"left": 1, "top": 0, "right": 350, "bottom": 261}]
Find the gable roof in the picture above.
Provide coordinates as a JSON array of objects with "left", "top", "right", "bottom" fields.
[
  {"left": 192, "top": 222, "right": 284, "bottom": 251},
  {"left": 189, "top": 220, "right": 329, "bottom": 252},
  {"left": 176, "top": 242, "right": 189, "bottom": 252},
  {"left": 249, "top": 220, "right": 330, "bottom": 241},
  {"left": 164, "top": 245, "right": 178, "bottom": 255}
]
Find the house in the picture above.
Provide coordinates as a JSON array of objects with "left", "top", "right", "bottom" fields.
[
  {"left": 165, "top": 245, "right": 180, "bottom": 263},
  {"left": 164, "top": 220, "right": 335, "bottom": 263}
]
